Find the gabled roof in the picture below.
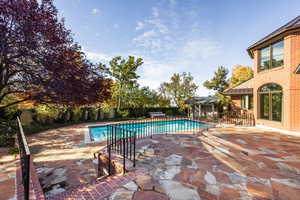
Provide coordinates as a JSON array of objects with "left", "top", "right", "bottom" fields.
[
  {"left": 223, "top": 78, "right": 253, "bottom": 95},
  {"left": 295, "top": 64, "right": 300, "bottom": 74},
  {"left": 186, "top": 96, "right": 218, "bottom": 105},
  {"left": 247, "top": 16, "right": 300, "bottom": 58}
]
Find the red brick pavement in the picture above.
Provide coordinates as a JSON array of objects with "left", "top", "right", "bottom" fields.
[
  {"left": 48, "top": 169, "right": 144, "bottom": 200},
  {"left": 16, "top": 159, "right": 46, "bottom": 200}
]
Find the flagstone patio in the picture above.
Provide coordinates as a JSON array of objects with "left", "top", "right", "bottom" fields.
[{"left": 23, "top": 123, "right": 300, "bottom": 199}]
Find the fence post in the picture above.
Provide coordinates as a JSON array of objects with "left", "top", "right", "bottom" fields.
[
  {"left": 108, "top": 144, "right": 111, "bottom": 176},
  {"left": 122, "top": 130, "right": 126, "bottom": 173},
  {"left": 16, "top": 117, "right": 31, "bottom": 200},
  {"left": 24, "top": 154, "right": 30, "bottom": 200},
  {"left": 133, "top": 131, "right": 136, "bottom": 167}
]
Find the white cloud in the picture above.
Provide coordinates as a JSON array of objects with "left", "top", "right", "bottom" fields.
[
  {"left": 137, "top": 57, "right": 175, "bottom": 90},
  {"left": 169, "top": 0, "right": 177, "bottom": 6},
  {"left": 146, "top": 19, "right": 169, "bottom": 34},
  {"left": 91, "top": 8, "right": 99, "bottom": 15},
  {"left": 133, "top": 30, "right": 160, "bottom": 49},
  {"left": 84, "top": 49, "right": 112, "bottom": 63},
  {"left": 152, "top": 7, "right": 159, "bottom": 18},
  {"left": 82, "top": 2, "right": 221, "bottom": 95},
  {"left": 130, "top": 4, "right": 221, "bottom": 95},
  {"left": 132, "top": 7, "right": 171, "bottom": 52},
  {"left": 113, "top": 24, "right": 119, "bottom": 29},
  {"left": 181, "top": 39, "right": 220, "bottom": 59},
  {"left": 136, "top": 21, "right": 145, "bottom": 30}
]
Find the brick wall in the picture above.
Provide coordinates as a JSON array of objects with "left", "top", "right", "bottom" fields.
[
  {"left": 252, "top": 31, "right": 300, "bottom": 132},
  {"left": 289, "top": 32, "right": 300, "bottom": 131}
]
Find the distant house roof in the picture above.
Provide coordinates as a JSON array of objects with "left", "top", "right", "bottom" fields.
[
  {"left": 186, "top": 96, "right": 218, "bottom": 105},
  {"left": 247, "top": 16, "right": 300, "bottom": 58},
  {"left": 223, "top": 78, "right": 253, "bottom": 95}
]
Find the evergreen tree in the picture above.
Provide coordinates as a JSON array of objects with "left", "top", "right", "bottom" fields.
[{"left": 203, "top": 66, "right": 229, "bottom": 93}]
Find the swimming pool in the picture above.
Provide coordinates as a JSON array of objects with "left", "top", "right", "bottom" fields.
[{"left": 89, "top": 119, "right": 208, "bottom": 141}]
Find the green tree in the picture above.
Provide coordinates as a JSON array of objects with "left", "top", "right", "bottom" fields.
[
  {"left": 99, "top": 56, "right": 143, "bottom": 110},
  {"left": 126, "top": 86, "right": 159, "bottom": 108},
  {"left": 159, "top": 72, "right": 198, "bottom": 110},
  {"left": 214, "top": 92, "right": 231, "bottom": 108},
  {"left": 230, "top": 65, "right": 253, "bottom": 87},
  {"left": 203, "top": 66, "right": 229, "bottom": 93}
]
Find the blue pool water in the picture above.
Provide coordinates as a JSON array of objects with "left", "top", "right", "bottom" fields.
[{"left": 89, "top": 120, "right": 208, "bottom": 141}]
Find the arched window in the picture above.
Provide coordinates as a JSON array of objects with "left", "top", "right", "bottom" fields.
[{"left": 258, "top": 83, "right": 282, "bottom": 121}]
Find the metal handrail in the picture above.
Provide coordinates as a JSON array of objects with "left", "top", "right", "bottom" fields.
[{"left": 16, "top": 117, "right": 31, "bottom": 200}]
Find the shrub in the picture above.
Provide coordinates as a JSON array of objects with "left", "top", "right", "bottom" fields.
[
  {"left": 165, "top": 109, "right": 174, "bottom": 116},
  {"left": 8, "top": 146, "right": 19, "bottom": 154},
  {"left": 71, "top": 107, "right": 82, "bottom": 122},
  {"left": 34, "top": 104, "right": 62, "bottom": 124},
  {"left": 88, "top": 108, "right": 98, "bottom": 120},
  {"left": 117, "top": 110, "right": 129, "bottom": 118},
  {"left": 0, "top": 120, "right": 17, "bottom": 147}
]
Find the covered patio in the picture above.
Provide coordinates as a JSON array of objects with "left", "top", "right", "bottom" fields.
[{"left": 186, "top": 96, "right": 219, "bottom": 119}]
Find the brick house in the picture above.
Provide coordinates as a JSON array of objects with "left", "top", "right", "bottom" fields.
[{"left": 224, "top": 16, "right": 300, "bottom": 132}]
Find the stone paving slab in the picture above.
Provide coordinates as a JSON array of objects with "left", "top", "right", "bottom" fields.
[
  {"left": 20, "top": 121, "right": 300, "bottom": 199},
  {"left": 108, "top": 128, "right": 300, "bottom": 200}
]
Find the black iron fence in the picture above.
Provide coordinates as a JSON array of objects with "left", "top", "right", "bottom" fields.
[
  {"left": 104, "top": 116, "right": 211, "bottom": 176},
  {"left": 16, "top": 117, "right": 31, "bottom": 200},
  {"left": 106, "top": 125, "right": 136, "bottom": 175},
  {"left": 111, "top": 116, "right": 208, "bottom": 138},
  {"left": 220, "top": 111, "right": 255, "bottom": 126}
]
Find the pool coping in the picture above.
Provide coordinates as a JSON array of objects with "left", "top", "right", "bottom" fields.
[
  {"left": 84, "top": 120, "right": 216, "bottom": 144},
  {"left": 85, "top": 122, "right": 113, "bottom": 144}
]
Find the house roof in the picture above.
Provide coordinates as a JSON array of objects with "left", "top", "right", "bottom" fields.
[
  {"left": 247, "top": 16, "right": 300, "bottom": 58},
  {"left": 223, "top": 88, "right": 253, "bottom": 95},
  {"left": 186, "top": 96, "right": 218, "bottom": 105},
  {"left": 223, "top": 78, "right": 253, "bottom": 95}
]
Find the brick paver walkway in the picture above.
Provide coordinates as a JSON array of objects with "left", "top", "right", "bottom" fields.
[
  {"left": 49, "top": 170, "right": 137, "bottom": 200},
  {"left": 0, "top": 148, "right": 16, "bottom": 200}
]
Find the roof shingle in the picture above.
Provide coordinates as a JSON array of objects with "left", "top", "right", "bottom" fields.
[{"left": 247, "top": 16, "right": 300, "bottom": 58}]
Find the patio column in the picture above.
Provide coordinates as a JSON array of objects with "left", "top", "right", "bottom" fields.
[{"left": 198, "top": 104, "right": 201, "bottom": 117}]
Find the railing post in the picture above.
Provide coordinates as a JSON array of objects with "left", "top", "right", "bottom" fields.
[
  {"left": 122, "top": 130, "right": 126, "bottom": 173},
  {"left": 126, "top": 130, "right": 129, "bottom": 159},
  {"left": 25, "top": 154, "right": 30, "bottom": 200},
  {"left": 133, "top": 131, "right": 136, "bottom": 167},
  {"left": 97, "top": 153, "right": 101, "bottom": 177},
  {"left": 108, "top": 144, "right": 111, "bottom": 176},
  {"left": 129, "top": 130, "right": 132, "bottom": 160},
  {"left": 16, "top": 117, "right": 31, "bottom": 200}
]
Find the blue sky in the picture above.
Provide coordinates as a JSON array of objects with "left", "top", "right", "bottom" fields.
[{"left": 53, "top": 0, "right": 300, "bottom": 95}]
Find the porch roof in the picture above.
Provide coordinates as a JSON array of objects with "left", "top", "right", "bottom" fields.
[
  {"left": 223, "top": 78, "right": 253, "bottom": 95},
  {"left": 186, "top": 96, "right": 218, "bottom": 105},
  {"left": 223, "top": 88, "right": 253, "bottom": 95}
]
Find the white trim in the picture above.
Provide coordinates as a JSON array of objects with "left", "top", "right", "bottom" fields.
[
  {"left": 85, "top": 123, "right": 110, "bottom": 144},
  {"left": 84, "top": 126, "right": 92, "bottom": 144},
  {"left": 256, "top": 124, "right": 300, "bottom": 137}
]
